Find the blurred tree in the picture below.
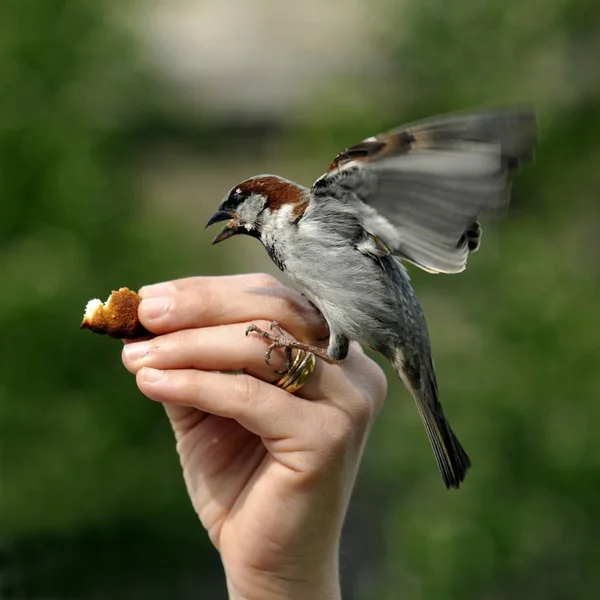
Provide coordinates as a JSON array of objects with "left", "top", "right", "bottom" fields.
[
  {"left": 0, "top": 0, "right": 224, "bottom": 597},
  {"left": 1, "top": 0, "right": 599, "bottom": 598},
  {"left": 354, "top": 1, "right": 600, "bottom": 599}
]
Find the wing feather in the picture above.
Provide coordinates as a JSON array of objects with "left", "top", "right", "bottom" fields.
[{"left": 312, "top": 109, "right": 537, "bottom": 274}]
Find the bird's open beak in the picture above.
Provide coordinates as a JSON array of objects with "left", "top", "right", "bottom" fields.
[{"left": 205, "top": 210, "right": 239, "bottom": 245}]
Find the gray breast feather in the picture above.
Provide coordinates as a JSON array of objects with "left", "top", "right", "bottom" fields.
[{"left": 285, "top": 208, "right": 428, "bottom": 355}]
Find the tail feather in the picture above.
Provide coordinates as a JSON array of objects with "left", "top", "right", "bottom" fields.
[
  {"left": 395, "top": 355, "right": 471, "bottom": 489},
  {"left": 413, "top": 395, "right": 471, "bottom": 488}
]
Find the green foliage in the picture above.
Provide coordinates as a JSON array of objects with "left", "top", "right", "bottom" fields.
[
  {"left": 354, "top": 1, "right": 600, "bottom": 598},
  {"left": 0, "top": 1, "right": 219, "bottom": 595},
  {"left": 2, "top": 0, "right": 599, "bottom": 598}
]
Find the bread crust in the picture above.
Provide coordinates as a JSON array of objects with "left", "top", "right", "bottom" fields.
[{"left": 80, "top": 288, "right": 149, "bottom": 339}]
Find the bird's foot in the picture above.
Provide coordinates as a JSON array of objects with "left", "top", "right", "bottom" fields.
[{"left": 245, "top": 321, "right": 336, "bottom": 368}]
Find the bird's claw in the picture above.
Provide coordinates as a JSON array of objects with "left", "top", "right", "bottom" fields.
[
  {"left": 246, "top": 320, "right": 330, "bottom": 370},
  {"left": 246, "top": 322, "right": 290, "bottom": 366},
  {"left": 245, "top": 324, "right": 262, "bottom": 337},
  {"left": 264, "top": 344, "right": 276, "bottom": 365}
]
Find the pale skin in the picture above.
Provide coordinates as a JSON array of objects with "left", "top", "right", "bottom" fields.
[{"left": 121, "top": 274, "right": 388, "bottom": 600}]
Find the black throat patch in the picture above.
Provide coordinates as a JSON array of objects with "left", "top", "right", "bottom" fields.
[{"left": 264, "top": 242, "right": 286, "bottom": 271}]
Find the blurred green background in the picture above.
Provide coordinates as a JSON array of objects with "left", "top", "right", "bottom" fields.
[{"left": 1, "top": 0, "right": 599, "bottom": 598}]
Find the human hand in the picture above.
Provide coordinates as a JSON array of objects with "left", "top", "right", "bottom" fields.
[{"left": 121, "top": 274, "right": 387, "bottom": 600}]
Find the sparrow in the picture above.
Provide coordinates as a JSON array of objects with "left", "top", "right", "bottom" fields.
[{"left": 206, "top": 109, "right": 537, "bottom": 489}]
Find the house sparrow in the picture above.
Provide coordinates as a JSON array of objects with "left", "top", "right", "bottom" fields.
[{"left": 206, "top": 109, "right": 536, "bottom": 488}]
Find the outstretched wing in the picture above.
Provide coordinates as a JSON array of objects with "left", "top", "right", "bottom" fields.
[{"left": 311, "top": 109, "right": 537, "bottom": 274}]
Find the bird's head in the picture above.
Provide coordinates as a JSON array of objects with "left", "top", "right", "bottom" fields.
[{"left": 206, "top": 175, "right": 308, "bottom": 244}]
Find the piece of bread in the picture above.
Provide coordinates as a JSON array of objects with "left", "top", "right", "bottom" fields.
[{"left": 80, "top": 288, "right": 149, "bottom": 339}]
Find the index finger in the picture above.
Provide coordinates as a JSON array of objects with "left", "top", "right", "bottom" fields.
[
  {"left": 136, "top": 274, "right": 329, "bottom": 343},
  {"left": 139, "top": 273, "right": 279, "bottom": 298}
]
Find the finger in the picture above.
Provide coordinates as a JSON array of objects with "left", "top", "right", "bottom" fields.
[
  {"left": 136, "top": 277, "right": 328, "bottom": 342},
  {"left": 122, "top": 334, "right": 155, "bottom": 345},
  {"left": 138, "top": 273, "right": 280, "bottom": 299},
  {"left": 161, "top": 402, "right": 210, "bottom": 443},
  {"left": 136, "top": 366, "right": 313, "bottom": 441},
  {"left": 122, "top": 320, "right": 356, "bottom": 401}
]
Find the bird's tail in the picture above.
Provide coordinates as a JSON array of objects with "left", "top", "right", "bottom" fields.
[{"left": 394, "top": 353, "right": 471, "bottom": 489}]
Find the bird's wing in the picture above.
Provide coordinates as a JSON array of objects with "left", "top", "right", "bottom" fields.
[{"left": 311, "top": 109, "right": 536, "bottom": 274}]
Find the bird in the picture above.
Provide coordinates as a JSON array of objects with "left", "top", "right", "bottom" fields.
[{"left": 206, "top": 109, "right": 537, "bottom": 489}]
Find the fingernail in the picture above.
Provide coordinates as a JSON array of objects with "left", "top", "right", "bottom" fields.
[
  {"left": 123, "top": 341, "right": 150, "bottom": 361},
  {"left": 141, "top": 367, "right": 164, "bottom": 383},
  {"left": 139, "top": 282, "right": 176, "bottom": 298},
  {"left": 140, "top": 297, "right": 170, "bottom": 320}
]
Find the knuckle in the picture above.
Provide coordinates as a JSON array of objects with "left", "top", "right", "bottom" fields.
[
  {"left": 323, "top": 401, "right": 373, "bottom": 456},
  {"left": 344, "top": 348, "right": 388, "bottom": 416},
  {"left": 184, "top": 287, "right": 221, "bottom": 321},
  {"left": 234, "top": 374, "right": 263, "bottom": 401},
  {"left": 168, "top": 278, "right": 186, "bottom": 292},
  {"left": 144, "top": 341, "right": 161, "bottom": 358},
  {"left": 353, "top": 397, "right": 375, "bottom": 427},
  {"left": 326, "top": 417, "right": 355, "bottom": 452},
  {"left": 251, "top": 273, "right": 280, "bottom": 288},
  {"left": 322, "top": 393, "right": 375, "bottom": 452},
  {"left": 349, "top": 341, "right": 365, "bottom": 356},
  {"left": 160, "top": 276, "right": 196, "bottom": 294},
  {"left": 370, "top": 368, "right": 388, "bottom": 409}
]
